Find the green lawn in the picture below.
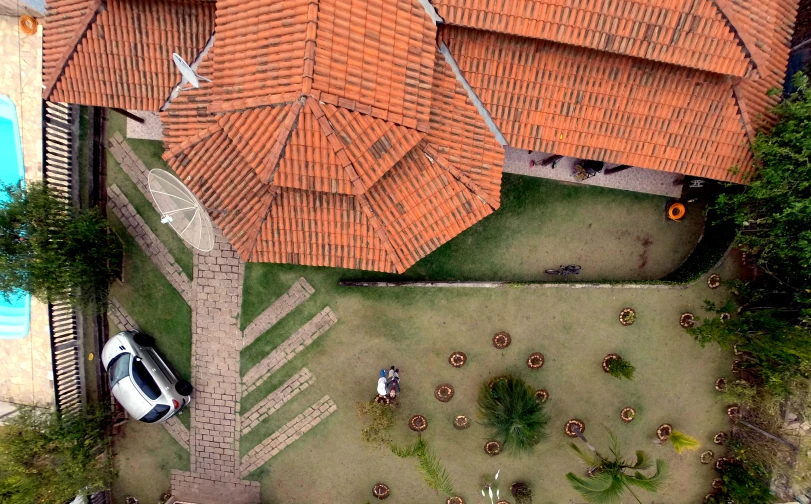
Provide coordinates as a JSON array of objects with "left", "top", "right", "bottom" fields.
[
  {"left": 233, "top": 254, "right": 739, "bottom": 503},
  {"left": 106, "top": 111, "right": 193, "bottom": 278},
  {"left": 108, "top": 214, "right": 192, "bottom": 384},
  {"left": 335, "top": 174, "right": 705, "bottom": 282}
]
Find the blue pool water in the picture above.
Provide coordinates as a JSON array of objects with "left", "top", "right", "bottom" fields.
[{"left": 0, "top": 94, "right": 30, "bottom": 339}]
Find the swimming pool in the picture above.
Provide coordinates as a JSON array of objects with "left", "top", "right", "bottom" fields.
[{"left": 0, "top": 94, "right": 30, "bottom": 339}]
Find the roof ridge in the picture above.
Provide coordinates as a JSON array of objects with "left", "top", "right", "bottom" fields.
[
  {"left": 245, "top": 185, "right": 281, "bottom": 262},
  {"left": 711, "top": 0, "right": 763, "bottom": 79},
  {"left": 162, "top": 122, "right": 222, "bottom": 161},
  {"left": 43, "top": 0, "right": 104, "bottom": 99},
  {"left": 420, "top": 141, "right": 499, "bottom": 210},
  {"left": 305, "top": 97, "right": 407, "bottom": 273},
  {"left": 258, "top": 98, "right": 305, "bottom": 184}
]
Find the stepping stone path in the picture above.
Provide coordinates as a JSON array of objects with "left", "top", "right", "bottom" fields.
[
  {"left": 242, "top": 307, "right": 337, "bottom": 395},
  {"left": 241, "top": 368, "right": 315, "bottom": 436},
  {"left": 108, "top": 184, "right": 194, "bottom": 305},
  {"left": 242, "top": 277, "right": 314, "bottom": 348}
]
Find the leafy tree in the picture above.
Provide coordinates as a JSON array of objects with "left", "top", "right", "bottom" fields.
[
  {"left": 689, "top": 309, "right": 811, "bottom": 395},
  {"left": 0, "top": 182, "right": 122, "bottom": 307},
  {"left": 477, "top": 375, "right": 549, "bottom": 454},
  {"left": 714, "top": 71, "right": 811, "bottom": 316},
  {"left": 710, "top": 462, "right": 774, "bottom": 504},
  {"left": 566, "top": 429, "right": 666, "bottom": 504},
  {"left": 0, "top": 407, "right": 114, "bottom": 504}
]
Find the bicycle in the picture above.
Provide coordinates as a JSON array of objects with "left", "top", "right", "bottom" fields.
[{"left": 544, "top": 265, "right": 582, "bottom": 277}]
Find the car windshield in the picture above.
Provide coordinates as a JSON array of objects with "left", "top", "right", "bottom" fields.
[
  {"left": 108, "top": 353, "right": 131, "bottom": 388},
  {"left": 132, "top": 358, "right": 161, "bottom": 400},
  {"left": 141, "top": 404, "right": 170, "bottom": 423}
]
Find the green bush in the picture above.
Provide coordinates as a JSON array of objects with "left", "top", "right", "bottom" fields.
[
  {"left": 356, "top": 400, "right": 397, "bottom": 447},
  {"left": 477, "top": 375, "right": 549, "bottom": 454},
  {"left": 605, "top": 358, "right": 635, "bottom": 380},
  {"left": 718, "top": 463, "right": 773, "bottom": 504},
  {"left": 0, "top": 407, "right": 114, "bottom": 504},
  {"left": 0, "top": 183, "right": 122, "bottom": 307}
]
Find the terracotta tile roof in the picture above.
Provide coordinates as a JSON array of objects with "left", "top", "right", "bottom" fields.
[
  {"left": 365, "top": 149, "right": 494, "bottom": 266},
  {"left": 431, "top": 0, "right": 756, "bottom": 77},
  {"left": 442, "top": 19, "right": 798, "bottom": 182},
  {"left": 42, "top": 0, "right": 99, "bottom": 89},
  {"left": 44, "top": 0, "right": 214, "bottom": 109},
  {"left": 160, "top": 33, "right": 504, "bottom": 272}
]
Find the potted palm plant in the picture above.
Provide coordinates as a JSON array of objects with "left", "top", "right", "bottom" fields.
[
  {"left": 566, "top": 428, "right": 666, "bottom": 503},
  {"left": 602, "top": 354, "right": 635, "bottom": 380},
  {"left": 478, "top": 375, "right": 549, "bottom": 454}
]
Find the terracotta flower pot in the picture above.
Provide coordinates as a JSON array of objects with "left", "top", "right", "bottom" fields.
[
  {"left": 602, "top": 353, "right": 621, "bottom": 372},
  {"left": 527, "top": 352, "right": 545, "bottom": 369},
  {"left": 707, "top": 274, "right": 721, "bottom": 289},
  {"left": 727, "top": 405, "right": 740, "bottom": 419},
  {"left": 565, "top": 419, "right": 586, "bottom": 438},
  {"left": 680, "top": 312, "right": 695, "bottom": 328},
  {"left": 700, "top": 450, "right": 714, "bottom": 464},
  {"left": 453, "top": 415, "right": 470, "bottom": 430},
  {"left": 712, "top": 478, "right": 723, "bottom": 490},
  {"left": 715, "top": 377, "right": 726, "bottom": 392},
  {"left": 435, "top": 384, "right": 454, "bottom": 402},
  {"left": 720, "top": 312, "right": 731, "bottom": 322},
  {"left": 372, "top": 483, "right": 390, "bottom": 500},
  {"left": 619, "top": 307, "right": 636, "bottom": 326},
  {"left": 535, "top": 389, "right": 549, "bottom": 403},
  {"left": 408, "top": 414, "right": 427, "bottom": 432},
  {"left": 484, "top": 440, "right": 502, "bottom": 456},
  {"left": 713, "top": 432, "right": 728, "bottom": 445},
  {"left": 715, "top": 457, "right": 731, "bottom": 471},
  {"left": 493, "top": 331, "right": 512, "bottom": 349},
  {"left": 447, "top": 497, "right": 465, "bottom": 504},
  {"left": 657, "top": 423, "right": 672, "bottom": 441},
  {"left": 620, "top": 406, "right": 636, "bottom": 423},
  {"left": 449, "top": 351, "right": 467, "bottom": 368}
]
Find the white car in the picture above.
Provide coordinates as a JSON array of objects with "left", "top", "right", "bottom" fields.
[{"left": 101, "top": 331, "right": 192, "bottom": 423}]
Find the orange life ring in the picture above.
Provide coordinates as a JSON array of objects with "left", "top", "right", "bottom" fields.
[
  {"left": 668, "top": 202, "right": 686, "bottom": 221},
  {"left": 19, "top": 16, "right": 38, "bottom": 35}
]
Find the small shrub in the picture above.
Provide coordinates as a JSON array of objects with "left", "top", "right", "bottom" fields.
[
  {"left": 511, "top": 481, "right": 533, "bottom": 504},
  {"left": 668, "top": 430, "right": 700, "bottom": 454},
  {"left": 356, "top": 400, "right": 397, "bottom": 447},
  {"left": 723, "top": 380, "right": 758, "bottom": 408},
  {"left": 477, "top": 375, "right": 549, "bottom": 454},
  {"left": 606, "top": 358, "right": 635, "bottom": 380},
  {"left": 719, "top": 462, "right": 774, "bottom": 504}
]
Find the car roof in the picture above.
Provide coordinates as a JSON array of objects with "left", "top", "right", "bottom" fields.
[{"left": 111, "top": 377, "right": 157, "bottom": 420}]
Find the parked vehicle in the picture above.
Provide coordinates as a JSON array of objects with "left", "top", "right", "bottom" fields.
[{"left": 101, "top": 331, "right": 192, "bottom": 423}]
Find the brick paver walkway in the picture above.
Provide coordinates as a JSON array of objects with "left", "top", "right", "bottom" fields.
[
  {"left": 242, "top": 307, "right": 337, "bottom": 395},
  {"left": 108, "top": 297, "right": 137, "bottom": 332},
  {"left": 108, "top": 184, "right": 194, "bottom": 305},
  {"left": 240, "top": 395, "right": 337, "bottom": 478},
  {"left": 242, "top": 277, "right": 314, "bottom": 348},
  {"left": 241, "top": 368, "right": 314, "bottom": 436},
  {"left": 164, "top": 417, "right": 190, "bottom": 451},
  {"left": 171, "top": 230, "right": 259, "bottom": 504}
]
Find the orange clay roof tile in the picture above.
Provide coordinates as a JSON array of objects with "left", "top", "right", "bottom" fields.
[
  {"left": 432, "top": 0, "right": 754, "bottom": 77},
  {"left": 442, "top": 24, "right": 765, "bottom": 182},
  {"left": 47, "top": 0, "right": 213, "bottom": 109}
]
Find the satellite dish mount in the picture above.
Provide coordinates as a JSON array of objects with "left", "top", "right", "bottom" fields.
[{"left": 172, "top": 53, "right": 211, "bottom": 90}]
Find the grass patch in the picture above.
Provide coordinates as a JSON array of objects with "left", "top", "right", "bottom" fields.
[
  {"left": 106, "top": 112, "right": 193, "bottom": 278},
  {"left": 109, "top": 214, "right": 192, "bottom": 383}
]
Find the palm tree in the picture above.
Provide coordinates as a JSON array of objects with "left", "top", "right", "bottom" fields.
[
  {"left": 566, "top": 428, "right": 666, "bottom": 504},
  {"left": 477, "top": 375, "right": 549, "bottom": 454}
]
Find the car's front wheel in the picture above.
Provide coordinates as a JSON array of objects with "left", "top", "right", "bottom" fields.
[
  {"left": 175, "top": 380, "right": 193, "bottom": 396},
  {"left": 133, "top": 333, "right": 154, "bottom": 347}
]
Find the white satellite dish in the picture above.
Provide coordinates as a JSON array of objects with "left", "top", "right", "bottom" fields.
[
  {"left": 148, "top": 169, "right": 214, "bottom": 252},
  {"left": 172, "top": 53, "right": 211, "bottom": 90}
]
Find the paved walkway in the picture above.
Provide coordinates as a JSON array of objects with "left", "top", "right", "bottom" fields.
[
  {"left": 108, "top": 184, "right": 194, "bottom": 305},
  {"left": 241, "top": 368, "right": 314, "bottom": 436},
  {"left": 0, "top": 16, "right": 51, "bottom": 407},
  {"left": 503, "top": 146, "right": 684, "bottom": 198},
  {"left": 242, "top": 277, "right": 314, "bottom": 348},
  {"left": 243, "top": 307, "right": 337, "bottom": 395}
]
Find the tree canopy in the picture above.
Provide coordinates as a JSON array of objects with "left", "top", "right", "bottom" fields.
[{"left": 0, "top": 183, "right": 121, "bottom": 307}]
